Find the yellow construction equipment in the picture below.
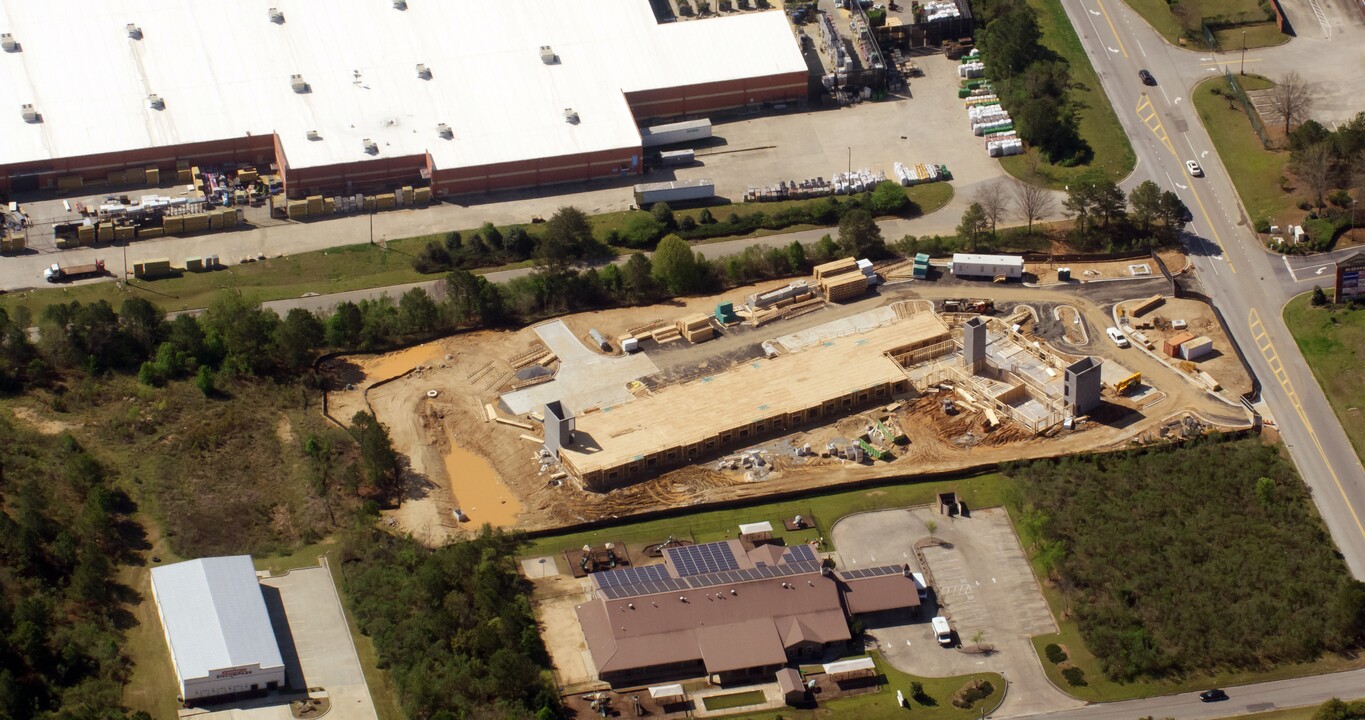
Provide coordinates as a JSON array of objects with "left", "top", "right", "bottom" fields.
[{"left": 1113, "top": 372, "right": 1142, "bottom": 395}]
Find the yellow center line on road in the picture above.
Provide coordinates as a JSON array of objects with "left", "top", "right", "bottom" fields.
[
  {"left": 1249, "top": 307, "right": 1365, "bottom": 545},
  {"left": 1136, "top": 94, "right": 1236, "bottom": 272},
  {"left": 1096, "top": 0, "right": 1129, "bottom": 59}
]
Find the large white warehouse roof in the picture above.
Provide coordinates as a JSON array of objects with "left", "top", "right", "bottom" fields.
[
  {"left": 0, "top": 0, "right": 806, "bottom": 172},
  {"left": 150, "top": 555, "right": 284, "bottom": 683}
]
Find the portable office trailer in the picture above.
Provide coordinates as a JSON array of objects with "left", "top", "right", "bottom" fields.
[
  {"left": 633, "top": 179, "right": 714, "bottom": 206},
  {"left": 640, "top": 119, "right": 712, "bottom": 148},
  {"left": 950, "top": 253, "right": 1023, "bottom": 279}
]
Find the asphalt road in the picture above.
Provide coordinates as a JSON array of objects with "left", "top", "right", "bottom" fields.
[
  {"left": 1010, "top": 668, "right": 1365, "bottom": 720},
  {"left": 1056, "top": 0, "right": 1365, "bottom": 584}
]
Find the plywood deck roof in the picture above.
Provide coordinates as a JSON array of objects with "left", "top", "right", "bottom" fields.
[{"left": 562, "top": 312, "right": 949, "bottom": 475}]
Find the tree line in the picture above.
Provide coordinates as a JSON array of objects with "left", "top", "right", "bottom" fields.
[
  {"left": 0, "top": 421, "right": 151, "bottom": 720},
  {"left": 411, "top": 185, "right": 917, "bottom": 275},
  {"left": 1279, "top": 109, "right": 1364, "bottom": 251},
  {"left": 1011, "top": 438, "right": 1365, "bottom": 683},
  {"left": 339, "top": 525, "right": 559, "bottom": 720},
  {"left": 973, "top": 0, "right": 1089, "bottom": 164}
]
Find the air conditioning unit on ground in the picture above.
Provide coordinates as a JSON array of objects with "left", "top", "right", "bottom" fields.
[
  {"left": 290, "top": 74, "right": 308, "bottom": 93},
  {"left": 21, "top": 104, "right": 38, "bottom": 122}
]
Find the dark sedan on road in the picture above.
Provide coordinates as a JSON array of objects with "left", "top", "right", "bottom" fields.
[
  {"left": 1139, "top": 69, "right": 1156, "bottom": 85},
  {"left": 1200, "top": 689, "right": 1229, "bottom": 703}
]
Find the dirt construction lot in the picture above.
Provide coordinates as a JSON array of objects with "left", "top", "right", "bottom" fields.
[
  {"left": 832, "top": 507, "right": 1081, "bottom": 717},
  {"left": 323, "top": 274, "right": 1252, "bottom": 540}
]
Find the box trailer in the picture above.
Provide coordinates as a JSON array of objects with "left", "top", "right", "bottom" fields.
[
  {"left": 633, "top": 179, "right": 714, "bottom": 206},
  {"left": 951, "top": 253, "right": 1024, "bottom": 279},
  {"left": 658, "top": 148, "right": 695, "bottom": 166},
  {"left": 640, "top": 118, "right": 712, "bottom": 148}
]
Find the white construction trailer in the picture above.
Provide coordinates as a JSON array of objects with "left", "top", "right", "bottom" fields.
[{"left": 951, "top": 253, "right": 1024, "bottom": 279}]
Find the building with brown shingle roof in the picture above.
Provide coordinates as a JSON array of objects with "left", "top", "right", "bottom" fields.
[{"left": 574, "top": 537, "right": 921, "bottom": 687}]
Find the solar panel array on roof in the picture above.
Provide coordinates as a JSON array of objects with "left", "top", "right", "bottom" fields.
[
  {"left": 839, "top": 565, "right": 905, "bottom": 580},
  {"left": 666, "top": 542, "right": 739, "bottom": 577},
  {"left": 783, "top": 544, "right": 817, "bottom": 563},
  {"left": 594, "top": 564, "right": 673, "bottom": 588},
  {"left": 596, "top": 559, "right": 824, "bottom": 600}
]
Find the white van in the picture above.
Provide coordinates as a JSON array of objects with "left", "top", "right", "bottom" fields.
[
  {"left": 931, "top": 616, "right": 954, "bottom": 646},
  {"left": 1105, "top": 327, "right": 1130, "bottom": 348},
  {"left": 912, "top": 572, "right": 929, "bottom": 602}
]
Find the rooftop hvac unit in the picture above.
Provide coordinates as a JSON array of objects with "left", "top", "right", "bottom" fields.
[
  {"left": 392, "top": 0, "right": 407, "bottom": 8},
  {"left": 268, "top": 7, "right": 284, "bottom": 23},
  {"left": 306, "top": 129, "right": 321, "bottom": 141},
  {"left": 126, "top": 23, "right": 142, "bottom": 39},
  {"left": 290, "top": 74, "right": 308, "bottom": 93},
  {"left": 20, "top": 104, "right": 38, "bottom": 122},
  {"left": 147, "top": 93, "right": 164, "bottom": 110},
  {"left": 0, "top": 33, "right": 15, "bottom": 52},
  {"left": 539, "top": 45, "right": 558, "bottom": 64},
  {"left": 362, "top": 138, "right": 378, "bottom": 154},
  {"left": 416, "top": 63, "right": 431, "bottom": 79},
  {"left": 436, "top": 123, "right": 452, "bottom": 139},
  {"left": 563, "top": 108, "right": 579, "bottom": 124}
]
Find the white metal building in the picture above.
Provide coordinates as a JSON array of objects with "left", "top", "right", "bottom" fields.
[
  {"left": 951, "top": 253, "right": 1025, "bottom": 279},
  {"left": 149, "top": 555, "right": 286, "bottom": 705}
]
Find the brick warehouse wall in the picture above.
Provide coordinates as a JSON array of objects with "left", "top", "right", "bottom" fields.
[
  {"left": 0, "top": 134, "right": 277, "bottom": 195},
  {"left": 625, "top": 72, "right": 809, "bottom": 121},
  {"left": 430, "top": 146, "right": 640, "bottom": 197}
]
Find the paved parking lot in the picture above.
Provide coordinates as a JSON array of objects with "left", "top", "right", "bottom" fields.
[
  {"left": 193, "top": 561, "right": 378, "bottom": 720},
  {"left": 830, "top": 507, "right": 1081, "bottom": 717}
]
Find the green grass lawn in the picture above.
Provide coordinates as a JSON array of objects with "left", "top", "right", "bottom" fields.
[
  {"left": 1120, "top": 0, "right": 1285, "bottom": 49},
  {"left": 999, "top": 0, "right": 1137, "bottom": 188},
  {"left": 517, "top": 472, "right": 1010, "bottom": 559},
  {"left": 1121, "top": 0, "right": 1186, "bottom": 44},
  {"left": 1283, "top": 294, "right": 1365, "bottom": 464},
  {"left": 715, "top": 653, "right": 1003, "bottom": 720},
  {"left": 1213, "top": 22, "right": 1289, "bottom": 50},
  {"left": 1192, "top": 75, "right": 1301, "bottom": 231}
]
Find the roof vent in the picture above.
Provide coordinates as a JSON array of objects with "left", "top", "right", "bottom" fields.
[
  {"left": 268, "top": 7, "right": 285, "bottom": 23},
  {"left": 126, "top": 24, "right": 142, "bottom": 39},
  {"left": 563, "top": 108, "right": 579, "bottom": 124},
  {"left": 362, "top": 138, "right": 378, "bottom": 155},
  {"left": 147, "top": 93, "right": 164, "bottom": 110},
  {"left": 306, "top": 129, "right": 321, "bottom": 141},
  {"left": 392, "top": 0, "right": 407, "bottom": 9},
  {"left": 436, "top": 123, "right": 452, "bottom": 139},
  {"left": 540, "top": 45, "right": 558, "bottom": 64},
  {"left": 20, "top": 104, "right": 38, "bottom": 123},
  {"left": 416, "top": 63, "right": 431, "bottom": 79},
  {"left": 290, "top": 74, "right": 309, "bottom": 93},
  {"left": 1, "top": 33, "right": 16, "bottom": 52}
]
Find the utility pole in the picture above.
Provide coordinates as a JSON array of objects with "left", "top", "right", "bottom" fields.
[
  {"left": 1240, "top": 31, "right": 1247, "bottom": 75},
  {"left": 847, "top": 146, "right": 851, "bottom": 182}
]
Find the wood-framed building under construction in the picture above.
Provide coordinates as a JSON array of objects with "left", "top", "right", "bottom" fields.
[{"left": 559, "top": 311, "right": 951, "bottom": 490}]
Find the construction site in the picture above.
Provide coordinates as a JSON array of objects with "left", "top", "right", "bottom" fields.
[{"left": 323, "top": 258, "right": 1253, "bottom": 538}]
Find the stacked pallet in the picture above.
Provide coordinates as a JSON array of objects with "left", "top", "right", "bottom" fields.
[
  {"left": 813, "top": 257, "right": 858, "bottom": 281},
  {"left": 820, "top": 272, "right": 868, "bottom": 302},
  {"left": 676, "top": 313, "right": 714, "bottom": 343}
]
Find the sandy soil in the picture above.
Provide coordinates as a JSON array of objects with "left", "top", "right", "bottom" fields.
[
  {"left": 1025, "top": 248, "right": 1190, "bottom": 283},
  {"left": 1117, "top": 295, "right": 1254, "bottom": 399},
  {"left": 10, "top": 405, "right": 81, "bottom": 435},
  {"left": 323, "top": 274, "right": 1250, "bottom": 541}
]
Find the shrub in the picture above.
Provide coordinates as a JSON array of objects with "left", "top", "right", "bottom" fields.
[
  {"left": 1061, "top": 667, "right": 1087, "bottom": 686},
  {"left": 1328, "top": 190, "right": 1353, "bottom": 208},
  {"left": 679, "top": 215, "right": 698, "bottom": 231},
  {"left": 950, "top": 679, "right": 995, "bottom": 708},
  {"left": 1254, "top": 217, "right": 1271, "bottom": 234},
  {"left": 1045, "top": 643, "right": 1068, "bottom": 664},
  {"left": 1312, "top": 286, "right": 1328, "bottom": 306},
  {"left": 870, "top": 180, "right": 910, "bottom": 215},
  {"left": 620, "top": 212, "right": 666, "bottom": 248}
]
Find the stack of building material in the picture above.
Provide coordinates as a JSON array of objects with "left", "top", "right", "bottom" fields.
[
  {"left": 748, "top": 281, "right": 813, "bottom": 310},
  {"left": 813, "top": 257, "right": 859, "bottom": 282},
  {"left": 1180, "top": 336, "right": 1213, "bottom": 361},
  {"left": 1162, "top": 331, "right": 1195, "bottom": 357},
  {"left": 134, "top": 258, "right": 172, "bottom": 279},
  {"left": 651, "top": 325, "right": 682, "bottom": 343},
  {"left": 912, "top": 253, "right": 930, "bottom": 278},
  {"left": 1129, "top": 294, "right": 1164, "bottom": 317},
  {"left": 820, "top": 272, "right": 869, "bottom": 302},
  {"left": 715, "top": 301, "right": 738, "bottom": 324},
  {"left": 676, "top": 314, "right": 714, "bottom": 343}
]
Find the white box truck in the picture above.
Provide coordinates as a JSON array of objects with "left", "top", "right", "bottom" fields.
[{"left": 932, "top": 615, "right": 954, "bottom": 646}]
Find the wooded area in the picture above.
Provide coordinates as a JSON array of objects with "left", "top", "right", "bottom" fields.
[
  {"left": 1012, "top": 438, "right": 1365, "bottom": 682},
  {"left": 340, "top": 525, "right": 559, "bottom": 720},
  {"left": 0, "top": 419, "right": 151, "bottom": 720}
]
